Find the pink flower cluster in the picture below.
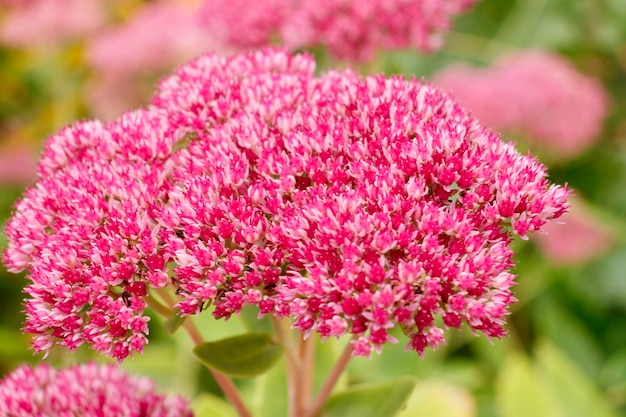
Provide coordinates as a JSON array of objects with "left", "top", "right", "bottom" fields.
[
  {"left": 87, "top": 2, "right": 214, "bottom": 77},
  {"left": 0, "top": 147, "right": 37, "bottom": 184},
  {"left": 198, "top": 0, "right": 479, "bottom": 61},
  {"left": 0, "top": 0, "right": 106, "bottom": 48},
  {"left": 85, "top": 1, "right": 217, "bottom": 119},
  {"left": 433, "top": 50, "right": 609, "bottom": 159},
  {"left": 0, "top": 362, "right": 192, "bottom": 417},
  {"left": 3, "top": 49, "right": 569, "bottom": 361}
]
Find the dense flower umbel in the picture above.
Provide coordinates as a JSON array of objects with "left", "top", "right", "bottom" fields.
[
  {"left": 198, "top": 0, "right": 478, "bottom": 62},
  {"left": 4, "top": 49, "right": 569, "bottom": 360},
  {"left": 0, "top": 362, "right": 192, "bottom": 417},
  {"left": 4, "top": 109, "right": 179, "bottom": 359}
]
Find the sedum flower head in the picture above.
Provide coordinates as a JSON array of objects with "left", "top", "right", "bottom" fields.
[
  {"left": 3, "top": 49, "right": 569, "bottom": 360},
  {"left": 197, "top": 0, "right": 478, "bottom": 62},
  {"left": 0, "top": 362, "right": 192, "bottom": 417}
]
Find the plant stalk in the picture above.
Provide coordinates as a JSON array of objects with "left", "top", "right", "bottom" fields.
[
  {"left": 146, "top": 289, "right": 253, "bottom": 417},
  {"left": 182, "top": 319, "right": 253, "bottom": 417},
  {"left": 305, "top": 338, "right": 355, "bottom": 417}
]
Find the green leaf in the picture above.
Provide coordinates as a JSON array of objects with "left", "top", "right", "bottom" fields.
[
  {"left": 398, "top": 380, "right": 475, "bottom": 417},
  {"left": 496, "top": 353, "right": 559, "bottom": 417},
  {"left": 535, "top": 341, "right": 619, "bottom": 417},
  {"left": 164, "top": 311, "right": 187, "bottom": 334},
  {"left": 193, "top": 333, "right": 282, "bottom": 379},
  {"left": 251, "top": 357, "right": 289, "bottom": 417},
  {"left": 192, "top": 393, "right": 238, "bottom": 417},
  {"left": 533, "top": 299, "right": 603, "bottom": 377},
  {"left": 322, "top": 377, "right": 416, "bottom": 417}
]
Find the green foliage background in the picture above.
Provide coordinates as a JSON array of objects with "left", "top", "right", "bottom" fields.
[{"left": 1, "top": 0, "right": 625, "bottom": 415}]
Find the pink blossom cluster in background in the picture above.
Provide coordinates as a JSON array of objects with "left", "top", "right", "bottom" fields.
[
  {"left": 199, "top": 0, "right": 479, "bottom": 62},
  {"left": 0, "top": 0, "right": 219, "bottom": 119},
  {"left": 433, "top": 50, "right": 609, "bottom": 160},
  {"left": 0, "top": 147, "right": 37, "bottom": 184},
  {"left": 85, "top": 1, "right": 216, "bottom": 119},
  {"left": 535, "top": 195, "right": 615, "bottom": 265},
  {"left": 0, "top": 362, "right": 192, "bottom": 416},
  {"left": 197, "top": 0, "right": 287, "bottom": 51},
  {"left": 1, "top": 0, "right": 480, "bottom": 119},
  {"left": 0, "top": 0, "right": 107, "bottom": 48},
  {"left": 3, "top": 49, "right": 569, "bottom": 361},
  {"left": 87, "top": 2, "right": 214, "bottom": 76}
]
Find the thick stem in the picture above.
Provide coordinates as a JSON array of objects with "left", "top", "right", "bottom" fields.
[
  {"left": 154, "top": 286, "right": 177, "bottom": 308},
  {"left": 182, "top": 319, "right": 253, "bottom": 417},
  {"left": 271, "top": 317, "right": 299, "bottom": 366},
  {"left": 305, "top": 338, "right": 355, "bottom": 417},
  {"left": 297, "top": 334, "right": 316, "bottom": 415},
  {"left": 145, "top": 292, "right": 173, "bottom": 317},
  {"left": 271, "top": 317, "right": 300, "bottom": 417}
]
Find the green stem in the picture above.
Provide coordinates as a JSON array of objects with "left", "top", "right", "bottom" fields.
[
  {"left": 298, "top": 334, "right": 316, "bottom": 413},
  {"left": 147, "top": 288, "right": 252, "bottom": 417},
  {"left": 271, "top": 316, "right": 299, "bottom": 367},
  {"left": 145, "top": 292, "right": 173, "bottom": 317},
  {"left": 154, "top": 286, "right": 177, "bottom": 308},
  {"left": 183, "top": 318, "right": 253, "bottom": 417},
  {"left": 305, "top": 337, "right": 355, "bottom": 417},
  {"left": 271, "top": 317, "right": 300, "bottom": 417}
]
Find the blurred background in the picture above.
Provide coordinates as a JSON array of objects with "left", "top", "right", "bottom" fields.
[{"left": 1, "top": 0, "right": 625, "bottom": 416}]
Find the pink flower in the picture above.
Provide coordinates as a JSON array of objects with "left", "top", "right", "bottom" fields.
[
  {"left": 197, "top": 0, "right": 478, "bottom": 62},
  {"left": 3, "top": 49, "right": 569, "bottom": 360},
  {"left": 87, "top": 1, "right": 215, "bottom": 77},
  {"left": 281, "top": 0, "right": 479, "bottom": 62},
  {"left": 84, "top": 75, "right": 153, "bottom": 121},
  {"left": 197, "top": 0, "right": 289, "bottom": 51},
  {"left": 0, "top": 147, "right": 37, "bottom": 184},
  {"left": 433, "top": 50, "right": 609, "bottom": 159},
  {"left": 0, "top": 362, "right": 192, "bottom": 417},
  {"left": 0, "top": 0, "right": 105, "bottom": 48},
  {"left": 85, "top": 1, "right": 218, "bottom": 119},
  {"left": 4, "top": 110, "right": 178, "bottom": 360},
  {"left": 535, "top": 196, "right": 615, "bottom": 265}
]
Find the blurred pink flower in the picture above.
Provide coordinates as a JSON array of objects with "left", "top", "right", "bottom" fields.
[
  {"left": 0, "top": 0, "right": 106, "bottom": 47},
  {"left": 0, "top": 147, "right": 37, "bottom": 184},
  {"left": 197, "top": 0, "right": 478, "bottom": 62},
  {"left": 0, "top": 362, "right": 192, "bottom": 417},
  {"left": 87, "top": 1, "right": 215, "bottom": 77},
  {"left": 85, "top": 1, "right": 217, "bottom": 119},
  {"left": 4, "top": 49, "right": 569, "bottom": 361},
  {"left": 433, "top": 50, "right": 609, "bottom": 159},
  {"left": 281, "top": 0, "right": 478, "bottom": 62},
  {"left": 535, "top": 197, "right": 615, "bottom": 265},
  {"left": 197, "top": 0, "right": 289, "bottom": 50},
  {"left": 84, "top": 75, "right": 147, "bottom": 121}
]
